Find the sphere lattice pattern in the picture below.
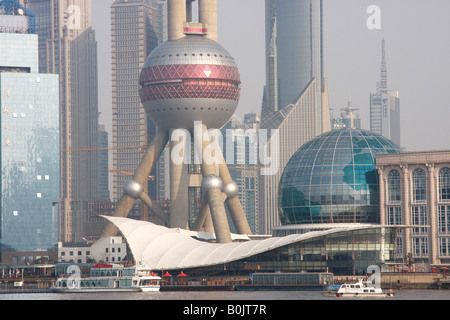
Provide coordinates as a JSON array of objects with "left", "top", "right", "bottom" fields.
[
  {"left": 139, "top": 35, "right": 241, "bottom": 131},
  {"left": 278, "top": 129, "right": 402, "bottom": 225}
]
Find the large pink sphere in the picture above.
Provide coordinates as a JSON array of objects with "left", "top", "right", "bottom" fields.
[{"left": 139, "top": 35, "right": 241, "bottom": 131}]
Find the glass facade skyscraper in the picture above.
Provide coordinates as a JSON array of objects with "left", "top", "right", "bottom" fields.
[
  {"left": 259, "top": 0, "right": 330, "bottom": 234},
  {"left": 25, "top": 0, "right": 100, "bottom": 243},
  {"left": 0, "top": 73, "right": 60, "bottom": 256},
  {"left": 265, "top": 0, "right": 323, "bottom": 115},
  {"left": 0, "top": 2, "right": 60, "bottom": 264}
]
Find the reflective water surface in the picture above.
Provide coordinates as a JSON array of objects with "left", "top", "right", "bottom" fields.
[{"left": 1, "top": 289, "right": 449, "bottom": 300}]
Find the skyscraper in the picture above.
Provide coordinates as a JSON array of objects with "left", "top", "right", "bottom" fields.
[
  {"left": 24, "top": 0, "right": 100, "bottom": 243},
  {"left": 98, "top": 124, "right": 110, "bottom": 200},
  {"left": 265, "top": 0, "right": 324, "bottom": 115},
  {"left": 332, "top": 100, "right": 362, "bottom": 130},
  {"left": 259, "top": 0, "right": 331, "bottom": 234},
  {"left": 222, "top": 113, "right": 260, "bottom": 234},
  {"left": 370, "top": 39, "right": 401, "bottom": 147},
  {"left": 111, "top": 0, "right": 167, "bottom": 203},
  {"left": 0, "top": 0, "right": 60, "bottom": 264}
]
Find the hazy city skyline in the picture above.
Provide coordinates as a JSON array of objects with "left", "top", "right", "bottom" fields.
[
  {"left": 93, "top": 0, "right": 450, "bottom": 153},
  {"left": 2, "top": 0, "right": 450, "bottom": 289}
]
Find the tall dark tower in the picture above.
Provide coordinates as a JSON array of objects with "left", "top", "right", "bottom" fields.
[
  {"left": 103, "top": 0, "right": 252, "bottom": 243},
  {"left": 265, "top": 0, "right": 324, "bottom": 115}
]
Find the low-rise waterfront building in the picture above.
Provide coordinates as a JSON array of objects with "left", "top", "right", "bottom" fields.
[
  {"left": 58, "top": 237, "right": 127, "bottom": 264},
  {"left": 105, "top": 216, "right": 401, "bottom": 277},
  {"left": 376, "top": 150, "right": 450, "bottom": 267}
]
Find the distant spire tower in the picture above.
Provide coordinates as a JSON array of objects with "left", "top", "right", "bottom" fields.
[
  {"left": 370, "top": 38, "right": 401, "bottom": 147},
  {"left": 377, "top": 39, "right": 388, "bottom": 94},
  {"left": 267, "top": 1, "right": 279, "bottom": 111}
]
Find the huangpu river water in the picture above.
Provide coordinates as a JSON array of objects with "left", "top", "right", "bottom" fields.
[
  {"left": 1, "top": 290, "right": 448, "bottom": 318},
  {"left": 0, "top": 289, "right": 449, "bottom": 300}
]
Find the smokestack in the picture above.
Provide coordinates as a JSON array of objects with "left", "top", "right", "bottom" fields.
[
  {"left": 168, "top": 0, "right": 186, "bottom": 40},
  {"left": 199, "top": 0, "right": 217, "bottom": 41}
]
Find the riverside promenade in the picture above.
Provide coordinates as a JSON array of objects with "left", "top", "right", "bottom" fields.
[{"left": 334, "top": 273, "right": 450, "bottom": 290}]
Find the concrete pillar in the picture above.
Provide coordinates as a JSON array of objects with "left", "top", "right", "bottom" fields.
[
  {"left": 203, "top": 208, "right": 214, "bottom": 233},
  {"left": 218, "top": 158, "right": 253, "bottom": 235},
  {"left": 194, "top": 203, "right": 209, "bottom": 231},
  {"left": 170, "top": 129, "right": 190, "bottom": 229},
  {"left": 401, "top": 164, "right": 411, "bottom": 256},
  {"left": 427, "top": 163, "right": 439, "bottom": 264},
  {"left": 377, "top": 166, "right": 386, "bottom": 225},
  {"left": 102, "top": 129, "right": 170, "bottom": 237},
  {"left": 196, "top": 123, "right": 232, "bottom": 243},
  {"left": 139, "top": 192, "right": 168, "bottom": 224},
  {"left": 168, "top": 0, "right": 186, "bottom": 40},
  {"left": 198, "top": 0, "right": 217, "bottom": 41}
]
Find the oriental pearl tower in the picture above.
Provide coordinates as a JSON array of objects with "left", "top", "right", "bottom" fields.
[{"left": 103, "top": 0, "right": 252, "bottom": 243}]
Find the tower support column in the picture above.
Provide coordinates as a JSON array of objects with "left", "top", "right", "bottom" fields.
[
  {"left": 170, "top": 128, "right": 191, "bottom": 229},
  {"left": 219, "top": 161, "right": 252, "bottom": 235},
  {"left": 168, "top": 0, "right": 186, "bottom": 40},
  {"left": 198, "top": 0, "right": 217, "bottom": 41},
  {"left": 103, "top": 129, "right": 169, "bottom": 237},
  {"left": 196, "top": 123, "right": 232, "bottom": 243}
]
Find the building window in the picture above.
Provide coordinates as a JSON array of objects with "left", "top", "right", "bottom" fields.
[
  {"left": 438, "top": 206, "right": 450, "bottom": 235},
  {"left": 412, "top": 237, "right": 428, "bottom": 257},
  {"left": 396, "top": 236, "right": 403, "bottom": 255},
  {"left": 411, "top": 206, "right": 428, "bottom": 235},
  {"left": 388, "top": 170, "right": 401, "bottom": 204},
  {"left": 412, "top": 169, "right": 426, "bottom": 203},
  {"left": 439, "top": 167, "right": 450, "bottom": 202},
  {"left": 439, "top": 238, "right": 450, "bottom": 257},
  {"left": 387, "top": 206, "right": 402, "bottom": 225}
]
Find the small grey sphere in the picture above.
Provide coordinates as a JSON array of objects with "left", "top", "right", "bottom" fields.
[
  {"left": 201, "top": 175, "right": 223, "bottom": 192},
  {"left": 124, "top": 180, "right": 144, "bottom": 199},
  {"left": 223, "top": 181, "right": 239, "bottom": 199}
]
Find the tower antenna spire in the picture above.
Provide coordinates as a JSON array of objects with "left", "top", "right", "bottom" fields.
[{"left": 377, "top": 38, "right": 388, "bottom": 94}]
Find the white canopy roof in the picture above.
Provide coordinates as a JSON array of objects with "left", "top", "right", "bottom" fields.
[{"left": 103, "top": 216, "right": 369, "bottom": 271}]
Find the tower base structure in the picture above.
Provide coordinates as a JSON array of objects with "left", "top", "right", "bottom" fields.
[{"left": 103, "top": 124, "right": 252, "bottom": 244}]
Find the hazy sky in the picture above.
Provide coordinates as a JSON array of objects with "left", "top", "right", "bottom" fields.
[{"left": 92, "top": 0, "right": 450, "bottom": 152}]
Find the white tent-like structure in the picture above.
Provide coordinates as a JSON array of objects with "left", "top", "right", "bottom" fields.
[{"left": 103, "top": 216, "right": 368, "bottom": 271}]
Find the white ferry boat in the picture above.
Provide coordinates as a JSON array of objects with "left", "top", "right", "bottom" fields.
[
  {"left": 322, "top": 278, "right": 395, "bottom": 298},
  {"left": 51, "top": 264, "right": 161, "bottom": 293}
]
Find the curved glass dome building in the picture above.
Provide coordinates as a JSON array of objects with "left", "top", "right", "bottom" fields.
[{"left": 278, "top": 129, "right": 401, "bottom": 226}]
